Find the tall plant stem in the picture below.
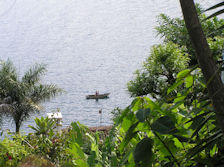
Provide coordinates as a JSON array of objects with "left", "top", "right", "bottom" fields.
[
  {"left": 147, "top": 121, "right": 180, "bottom": 167},
  {"left": 154, "top": 132, "right": 181, "bottom": 167}
]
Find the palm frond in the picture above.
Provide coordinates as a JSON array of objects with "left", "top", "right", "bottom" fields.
[
  {"left": 205, "top": 2, "right": 224, "bottom": 12},
  {"left": 0, "top": 60, "right": 62, "bottom": 132},
  {"left": 0, "top": 60, "right": 18, "bottom": 82},
  {"left": 206, "top": 9, "right": 224, "bottom": 20},
  {"left": 0, "top": 104, "right": 12, "bottom": 115},
  {"left": 204, "top": 2, "right": 224, "bottom": 20},
  {"left": 30, "top": 84, "right": 63, "bottom": 103},
  {"left": 22, "top": 64, "right": 47, "bottom": 85},
  {"left": 0, "top": 60, "right": 23, "bottom": 102}
]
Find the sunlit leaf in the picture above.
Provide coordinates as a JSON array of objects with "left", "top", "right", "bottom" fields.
[
  {"left": 185, "top": 75, "right": 193, "bottom": 88},
  {"left": 71, "top": 122, "right": 83, "bottom": 146},
  {"left": 120, "top": 122, "right": 139, "bottom": 153},
  {"left": 176, "top": 69, "right": 191, "bottom": 79}
]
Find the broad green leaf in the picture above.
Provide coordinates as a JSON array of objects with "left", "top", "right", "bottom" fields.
[
  {"left": 158, "top": 139, "right": 177, "bottom": 157},
  {"left": 151, "top": 116, "right": 178, "bottom": 134},
  {"left": 122, "top": 117, "right": 132, "bottom": 132},
  {"left": 131, "top": 97, "right": 144, "bottom": 112},
  {"left": 173, "top": 95, "right": 186, "bottom": 103},
  {"left": 116, "top": 107, "right": 130, "bottom": 125},
  {"left": 176, "top": 69, "right": 191, "bottom": 79},
  {"left": 133, "top": 137, "right": 153, "bottom": 166},
  {"left": 120, "top": 122, "right": 139, "bottom": 153},
  {"left": 136, "top": 108, "right": 150, "bottom": 122},
  {"left": 71, "top": 122, "right": 83, "bottom": 146},
  {"left": 185, "top": 75, "right": 193, "bottom": 88},
  {"left": 173, "top": 138, "right": 184, "bottom": 149},
  {"left": 144, "top": 97, "right": 160, "bottom": 110},
  {"left": 69, "top": 143, "right": 86, "bottom": 159}
]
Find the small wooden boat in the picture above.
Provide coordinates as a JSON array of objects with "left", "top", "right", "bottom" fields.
[{"left": 86, "top": 93, "right": 110, "bottom": 99}]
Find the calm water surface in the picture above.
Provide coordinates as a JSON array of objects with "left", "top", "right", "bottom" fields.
[{"left": 0, "top": 0, "right": 219, "bottom": 133}]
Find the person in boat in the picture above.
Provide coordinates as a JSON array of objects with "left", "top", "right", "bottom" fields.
[{"left": 95, "top": 91, "right": 99, "bottom": 96}]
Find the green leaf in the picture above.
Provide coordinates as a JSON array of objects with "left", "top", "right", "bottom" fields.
[
  {"left": 167, "top": 79, "right": 184, "bottom": 94},
  {"left": 173, "top": 135, "right": 195, "bottom": 144},
  {"left": 151, "top": 116, "right": 178, "bottom": 134},
  {"left": 168, "top": 101, "right": 184, "bottom": 111},
  {"left": 87, "top": 151, "right": 96, "bottom": 167},
  {"left": 144, "top": 97, "right": 160, "bottom": 110},
  {"left": 116, "top": 107, "right": 130, "bottom": 126},
  {"left": 133, "top": 137, "right": 153, "bottom": 167},
  {"left": 131, "top": 97, "right": 144, "bottom": 112},
  {"left": 71, "top": 122, "right": 83, "bottom": 146},
  {"left": 185, "top": 75, "right": 193, "bottom": 88},
  {"left": 173, "top": 95, "right": 186, "bottom": 103},
  {"left": 74, "top": 159, "right": 89, "bottom": 167},
  {"left": 176, "top": 69, "right": 191, "bottom": 79},
  {"left": 69, "top": 143, "right": 86, "bottom": 159},
  {"left": 121, "top": 117, "right": 133, "bottom": 132},
  {"left": 120, "top": 122, "right": 139, "bottom": 153},
  {"left": 136, "top": 108, "right": 150, "bottom": 122}
]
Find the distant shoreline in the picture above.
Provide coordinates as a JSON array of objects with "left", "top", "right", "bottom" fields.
[{"left": 89, "top": 125, "right": 112, "bottom": 133}]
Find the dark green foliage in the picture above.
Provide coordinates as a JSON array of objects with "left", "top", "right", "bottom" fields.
[
  {"left": 136, "top": 108, "right": 150, "bottom": 122},
  {"left": 151, "top": 116, "right": 178, "bottom": 135},
  {"left": 128, "top": 6, "right": 224, "bottom": 99},
  {"left": 28, "top": 117, "right": 55, "bottom": 136},
  {"left": 128, "top": 42, "right": 190, "bottom": 98},
  {"left": 133, "top": 137, "right": 153, "bottom": 167}
]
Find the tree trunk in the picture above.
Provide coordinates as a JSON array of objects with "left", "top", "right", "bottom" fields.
[
  {"left": 179, "top": 0, "right": 224, "bottom": 133},
  {"left": 15, "top": 121, "right": 20, "bottom": 133}
]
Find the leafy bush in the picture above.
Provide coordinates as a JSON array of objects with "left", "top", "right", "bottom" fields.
[{"left": 0, "top": 134, "right": 31, "bottom": 167}]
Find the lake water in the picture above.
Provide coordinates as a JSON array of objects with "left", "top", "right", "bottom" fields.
[{"left": 0, "top": 0, "right": 219, "bottom": 133}]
